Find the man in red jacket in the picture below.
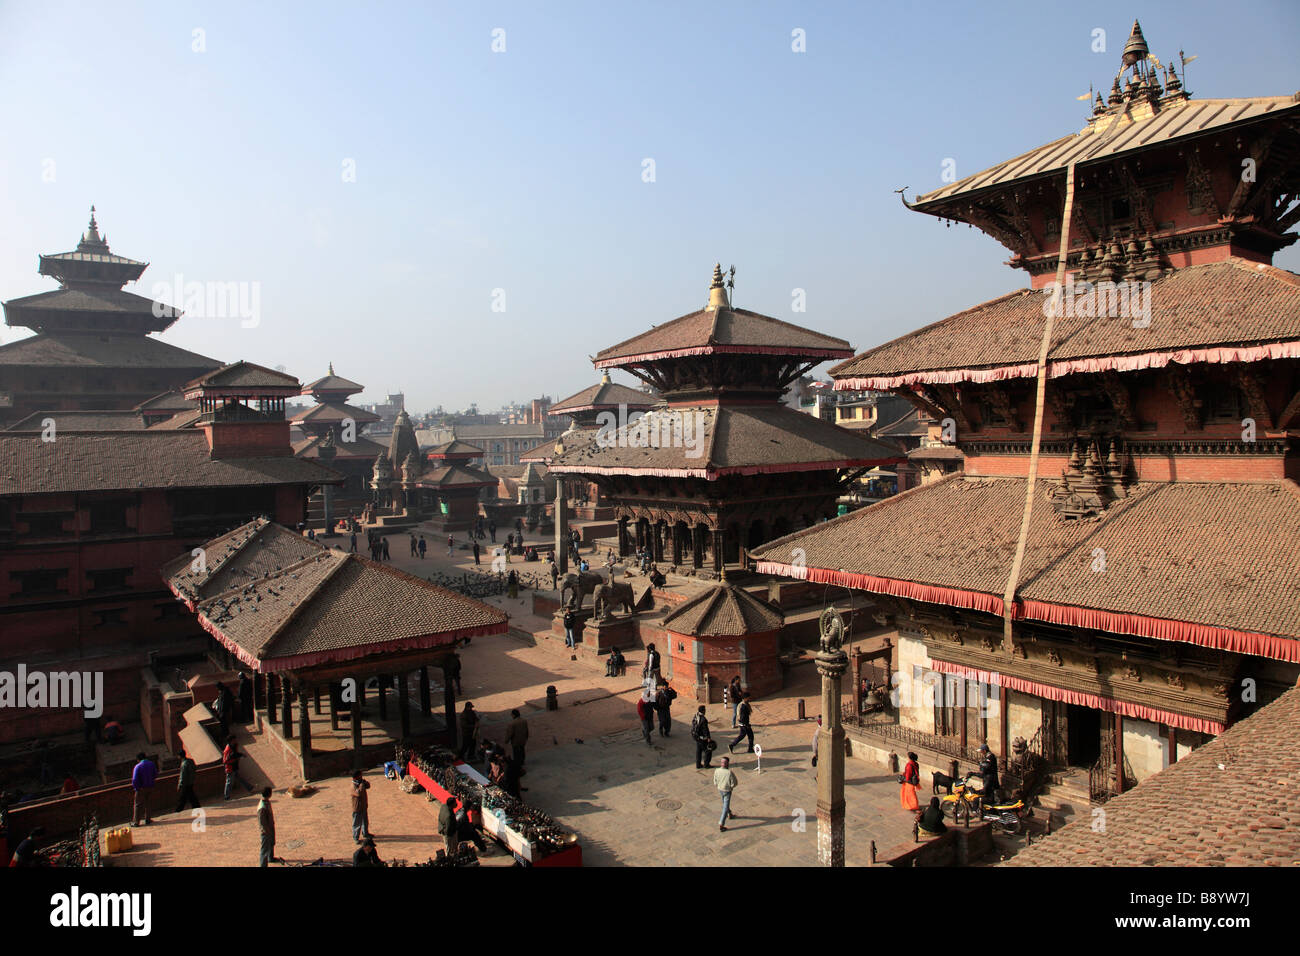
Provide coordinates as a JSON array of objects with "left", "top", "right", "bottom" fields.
[{"left": 636, "top": 694, "right": 655, "bottom": 748}]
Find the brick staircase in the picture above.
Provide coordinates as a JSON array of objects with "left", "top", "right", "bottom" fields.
[{"left": 1029, "top": 767, "right": 1093, "bottom": 827}]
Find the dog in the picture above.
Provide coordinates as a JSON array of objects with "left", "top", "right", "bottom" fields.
[{"left": 932, "top": 771, "right": 955, "bottom": 795}]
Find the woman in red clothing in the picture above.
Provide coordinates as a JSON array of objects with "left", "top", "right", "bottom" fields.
[{"left": 900, "top": 751, "right": 921, "bottom": 811}]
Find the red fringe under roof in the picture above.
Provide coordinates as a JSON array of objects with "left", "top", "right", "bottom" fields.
[
  {"left": 753, "top": 560, "right": 1300, "bottom": 664},
  {"left": 596, "top": 344, "right": 852, "bottom": 368},
  {"left": 834, "top": 339, "right": 1300, "bottom": 391},
  {"left": 549, "top": 458, "right": 903, "bottom": 479},
  {"left": 928, "top": 659, "right": 1225, "bottom": 735}
]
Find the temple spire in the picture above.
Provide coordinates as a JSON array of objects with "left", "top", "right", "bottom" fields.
[
  {"left": 706, "top": 263, "right": 731, "bottom": 311},
  {"left": 1122, "top": 20, "right": 1149, "bottom": 67}
]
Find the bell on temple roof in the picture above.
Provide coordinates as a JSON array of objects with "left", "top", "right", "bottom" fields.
[
  {"left": 1122, "top": 20, "right": 1149, "bottom": 68},
  {"left": 705, "top": 262, "right": 731, "bottom": 311}
]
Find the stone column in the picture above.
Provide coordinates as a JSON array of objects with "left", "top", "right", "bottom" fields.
[
  {"left": 554, "top": 494, "right": 569, "bottom": 574},
  {"left": 712, "top": 528, "right": 724, "bottom": 574},
  {"left": 815, "top": 645, "right": 849, "bottom": 867}
]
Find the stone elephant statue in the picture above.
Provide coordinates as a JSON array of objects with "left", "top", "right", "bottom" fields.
[
  {"left": 592, "top": 581, "right": 636, "bottom": 620},
  {"left": 560, "top": 570, "right": 605, "bottom": 610}
]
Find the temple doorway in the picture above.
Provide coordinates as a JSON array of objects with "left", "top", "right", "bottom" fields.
[{"left": 1066, "top": 704, "right": 1101, "bottom": 767}]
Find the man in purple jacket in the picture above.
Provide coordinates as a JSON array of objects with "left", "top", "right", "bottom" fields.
[{"left": 131, "top": 752, "right": 157, "bottom": 826}]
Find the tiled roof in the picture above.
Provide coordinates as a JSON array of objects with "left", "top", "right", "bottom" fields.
[
  {"left": 427, "top": 439, "right": 485, "bottom": 457},
  {"left": 519, "top": 428, "right": 600, "bottom": 463},
  {"left": 1005, "top": 684, "right": 1300, "bottom": 866},
  {"left": 6, "top": 410, "right": 144, "bottom": 432},
  {"left": 547, "top": 403, "right": 902, "bottom": 477},
  {"left": 875, "top": 408, "right": 930, "bottom": 439},
  {"left": 302, "top": 372, "right": 364, "bottom": 395},
  {"left": 185, "top": 361, "right": 301, "bottom": 391},
  {"left": 2, "top": 287, "right": 179, "bottom": 319},
  {"left": 751, "top": 476, "right": 1300, "bottom": 641},
  {"left": 0, "top": 430, "right": 342, "bottom": 495},
  {"left": 663, "top": 583, "right": 784, "bottom": 637},
  {"left": 917, "top": 96, "right": 1300, "bottom": 208},
  {"left": 454, "top": 423, "right": 545, "bottom": 439},
  {"left": 830, "top": 260, "right": 1300, "bottom": 385},
  {"left": 0, "top": 332, "right": 220, "bottom": 369},
  {"left": 594, "top": 307, "right": 854, "bottom": 366},
  {"left": 290, "top": 402, "right": 381, "bottom": 425},
  {"left": 550, "top": 380, "right": 659, "bottom": 414},
  {"left": 293, "top": 433, "right": 388, "bottom": 461},
  {"left": 164, "top": 520, "right": 508, "bottom": 667},
  {"left": 417, "top": 462, "right": 497, "bottom": 488},
  {"left": 134, "top": 391, "right": 197, "bottom": 413},
  {"left": 148, "top": 410, "right": 203, "bottom": 430}
]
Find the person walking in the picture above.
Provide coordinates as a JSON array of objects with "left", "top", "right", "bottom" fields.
[
  {"left": 728, "top": 676, "right": 743, "bottom": 727},
  {"left": 130, "top": 752, "right": 157, "bottom": 826},
  {"left": 410, "top": 533, "right": 418, "bottom": 557},
  {"left": 174, "top": 749, "right": 200, "bottom": 812},
  {"left": 418, "top": 535, "right": 427, "bottom": 559},
  {"left": 489, "top": 521, "right": 496, "bottom": 543},
  {"left": 654, "top": 681, "right": 677, "bottom": 737},
  {"left": 214, "top": 681, "right": 232, "bottom": 736},
  {"left": 643, "top": 643, "right": 661, "bottom": 682},
  {"left": 714, "top": 757, "right": 738, "bottom": 831},
  {"left": 691, "top": 706, "right": 713, "bottom": 769},
  {"left": 507, "top": 568, "right": 518, "bottom": 599},
  {"left": 811, "top": 715, "right": 822, "bottom": 768},
  {"left": 549, "top": 560, "right": 559, "bottom": 591},
  {"left": 350, "top": 531, "right": 358, "bottom": 553},
  {"left": 636, "top": 693, "right": 655, "bottom": 747},
  {"left": 728, "top": 694, "right": 755, "bottom": 754},
  {"left": 505, "top": 708, "right": 529, "bottom": 773},
  {"left": 381, "top": 537, "right": 390, "bottom": 561},
  {"left": 351, "top": 771, "right": 371, "bottom": 843},
  {"left": 258, "top": 787, "right": 276, "bottom": 867},
  {"left": 458, "top": 702, "right": 479, "bottom": 762},
  {"left": 563, "top": 607, "right": 576, "bottom": 649},
  {"left": 222, "top": 735, "right": 242, "bottom": 800},
  {"left": 447, "top": 534, "right": 454, "bottom": 556},
  {"left": 473, "top": 541, "right": 481, "bottom": 566},
  {"left": 437, "top": 795, "right": 460, "bottom": 859},
  {"left": 900, "top": 751, "right": 921, "bottom": 811}
]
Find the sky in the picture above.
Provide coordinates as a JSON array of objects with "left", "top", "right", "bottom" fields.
[{"left": 1, "top": 0, "right": 1298, "bottom": 414}]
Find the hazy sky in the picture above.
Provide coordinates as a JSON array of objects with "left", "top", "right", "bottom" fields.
[{"left": 2, "top": 1, "right": 1297, "bottom": 413}]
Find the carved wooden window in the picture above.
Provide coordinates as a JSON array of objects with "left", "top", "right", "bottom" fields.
[{"left": 1205, "top": 387, "right": 1245, "bottom": 423}]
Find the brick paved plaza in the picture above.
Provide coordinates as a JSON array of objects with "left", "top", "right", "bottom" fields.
[{"left": 105, "top": 535, "right": 919, "bottom": 866}]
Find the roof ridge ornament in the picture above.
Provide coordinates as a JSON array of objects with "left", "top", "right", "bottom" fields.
[{"left": 705, "top": 262, "right": 734, "bottom": 311}]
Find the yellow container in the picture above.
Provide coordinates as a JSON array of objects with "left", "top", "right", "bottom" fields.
[{"left": 105, "top": 827, "right": 134, "bottom": 853}]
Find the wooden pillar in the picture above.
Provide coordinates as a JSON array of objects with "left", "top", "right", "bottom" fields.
[
  {"left": 398, "top": 672, "right": 411, "bottom": 739},
  {"left": 652, "top": 523, "right": 664, "bottom": 562},
  {"left": 377, "top": 676, "right": 388, "bottom": 721},
  {"left": 254, "top": 673, "right": 265, "bottom": 713},
  {"left": 443, "top": 674, "right": 457, "bottom": 747},
  {"left": 267, "top": 674, "right": 279, "bottom": 726},
  {"left": 1113, "top": 714, "right": 1125, "bottom": 794},
  {"left": 635, "top": 520, "right": 645, "bottom": 551},
  {"left": 1167, "top": 726, "right": 1177, "bottom": 765},
  {"left": 692, "top": 526, "right": 704, "bottom": 570},
  {"left": 351, "top": 686, "right": 363, "bottom": 767},
  {"left": 298, "top": 685, "right": 312, "bottom": 757},
  {"left": 617, "top": 519, "right": 629, "bottom": 558},
  {"left": 671, "top": 525, "right": 683, "bottom": 566},
  {"left": 281, "top": 681, "right": 294, "bottom": 739},
  {"left": 712, "top": 528, "right": 724, "bottom": 573},
  {"left": 419, "top": 665, "right": 431, "bottom": 717},
  {"left": 849, "top": 650, "right": 862, "bottom": 717},
  {"left": 999, "top": 683, "right": 1009, "bottom": 759},
  {"left": 959, "top": 678, "right": 968, "bottom": 752},
  {"left": 330, "top": 683, "right": 341, "bottom": 732},
  {"left": 358, "top": 676, "right": 366, "bottom": 707}
]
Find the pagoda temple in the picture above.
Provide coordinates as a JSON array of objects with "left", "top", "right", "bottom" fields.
[
  {"left": 0, "top": 208, "right": 220, "bottom": 426},
  {"left": 548, "top": 265, "right": 903, "bottom": 575},
  {"left": 753, "top": 22, "right": 1300, "bottom": 803},
  {"left": 523, "top": 371, "right": 659, "bottom": 520},
  {"left": 292, "top": 364, "right": 385, "bottom": 509},
  {"left": 417, "top": 440, "right": 497, "bottom": 533}
]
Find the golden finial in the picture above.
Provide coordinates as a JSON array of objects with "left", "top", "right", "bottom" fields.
[{"left": 706, "top": 263, "right": 732, "bottom": 311}]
